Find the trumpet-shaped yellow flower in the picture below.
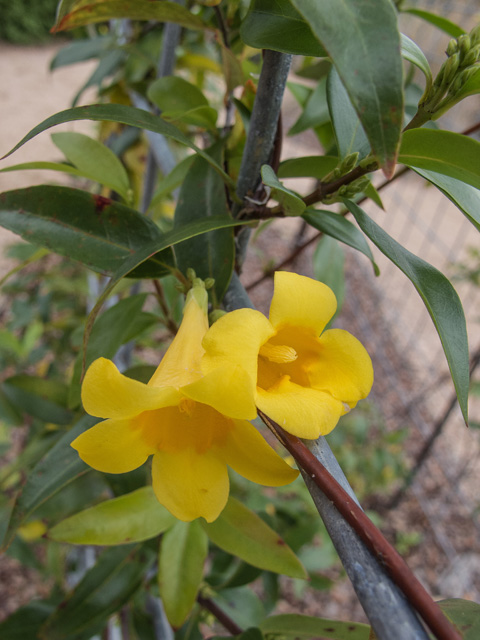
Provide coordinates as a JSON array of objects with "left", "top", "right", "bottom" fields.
[
  {"left": 72, "top": 283, "right": 297, "bottom": 523},
  {"left": 202, "top": 271, "right": 373, "bottom": 439}
]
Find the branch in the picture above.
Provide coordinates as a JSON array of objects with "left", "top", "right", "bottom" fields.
[
  {"left": 197, "top": 595, "right": 243, "bottom": 636},
  {"left": 259, "top": 411, "right": 461, "bottom": 640}
]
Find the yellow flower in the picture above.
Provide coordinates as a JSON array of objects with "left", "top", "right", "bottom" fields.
[
  {"left": 202, "top": 271, "right": 373, "bottom": 439},
  {"left": 71, "top": 283, "right": 297, "bottom": 523}
]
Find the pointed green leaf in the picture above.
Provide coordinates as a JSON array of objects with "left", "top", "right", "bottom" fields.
[
  {"left": 345, "top": 199, "right": 469, "bottom": 424},
  {"left": 399, "top": 129, "right": 480, "bottom": 191},
  {"left": 159, "top": 520, "right": 208, "bottom": 628},
  {"left": 259, "top": 614, "right": 370, "bottom": 640},
  {"left": 240, "top": 0, "right": 327, "bottom": 56},
  {"left": 288, "top": 78, "right": 330, "bottom": 137},
  {"left": 149, "top": 155, "right": 195, "bottom": 210},
  {"left": 49, "top": 487, "right": 175, "bottom": 545},
  {"left": 278, "top": 156, "right": 338, "bottom": 180},
  {"left": 174, "top": 146, "right": 234, "bottom": 303},
  {"left": 402, "top": 9, "right": 465, "bottom": 37},
  {"left": 0, "top": 185, "right": 174, "bottom": 277},
  {"left": 212, "top": 587, "right": 265, "bottom": 629},
  {"left": 412, "top": 168, "right": 480, "bottom": 232},
  {"left": 400, "top": 34, "right": 433, "bottom": 93},
  {"left": 51, "top": 132, "right": 131, "bottom": 203},
  {"left": 303, "top": 209, "right": 379, "bottom": 275},
  {"left": 50, "top": 36, "right": 114, "bottom": 70},
  {"left": 326, "top": 67, "right": 370, "bottom": 159},
  {"left": 1, "top": 103, "right": 233, "bottom": 187},
  {"left": 148, "top": 76, "right": 209, "bottom": 114},
  {"left": 2, "top": 375, "right": 73, "bottom": 425},
  {"left": 53, "top": 0, "right": 206, "bottom": 32},
  {"left": 0, "top": 602, "right": 55, "bottom": 640},
  {"left": 0, "top": 161, "right": 95, "bottom": 179},
  {"left": 2, "top": 415, "right": 96, "bottom": 549},
  {"left": 312, "top": 236, "right": 345, "bottom": 312},
  {"left": 261, "top": 165, "right": 305, "bottom": 216},
  {"left": 438, "top": 598, "right": 480, "bottom": 639},
  {"left": 290, "top": 0, "right": 404, "bottom": 176},
  {"left": 202, "top": 497, "right": 307, "bottom": 579},
  {"left": 41, "top": 545, "right": 153, "bottom": 640}
]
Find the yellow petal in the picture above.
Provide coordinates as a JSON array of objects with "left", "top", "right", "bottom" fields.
[
  {"left": 151, "top": 448, "right": 229, "bottom": 522},
  {"left": 220, "top": 419, "right": 298, "bottom": 486},
  {"left": 82, "top": 358, "right": 180, "bottom": 419},
  {"left": 202, "top": 308, "right": 274, "bottom": 388},
  {"left": 269, "top": 271, "right": 337, "bottom": 335},
  {"left": 149, "top": 286, "right": 209, "bottom": 389},
  {"left": 308, "top": 329, "right": 374, "bottom": 405},
  {"left": 182, "top": 365, "right": 257, "bottom": 420},
  {"left": 71, "top": 418, "right": 154, "bottom": 473},
  {"left": 256, "top": 378, "right": 345, "bottom": 439}
]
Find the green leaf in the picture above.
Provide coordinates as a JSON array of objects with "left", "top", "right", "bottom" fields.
[
  {"left": 53, "top": 0, "right": 207, "bottom": 32},
  {"left": 149, "top": 155, "right": 196, "bottom": 211},
  {"left": 259, "top": 613, "right": 370, "bottom": 640},
  {"left": 288, "top": 78, "right": 330, "bottom": 137},
  {"left": 277, "top": 156, "right": 338, "bottom": 180},
  {"left": 412, "top": 168, "right": 480, "bottom": 232},
  {"left": 201, "top": 497, "right": 307, "bottom": 579},
  {"left": 148, "top": 76, "right": 211, "bottom": 116},
  {"left": 159, "top": 520, "right": 208, "bottom": 628},
  {"left": 51, "top": 132, "right": 131, "bottom": 203},
  {"left": 1, "top": 103, "right": 233, "bottom": 187},
  {"left": 438, "top": 599, "right": 480, "bottom": 639},
  {"left": 240, "top": 0, "right": 327, "bottom": 56},
  {"left": 0, "top": 602, "right": 55, "bottom": 640},
  {"left": 312, "top": 236, "right": 345, "bottom": 312},
  {"left": 2, "top": 415, "right": 95, "bottom": 549},
  {"left": 290, "top": 0, "right": 404, "bottom": 176},
  {"left": 49, "top": 487, "right": 175, "bottom": 545},
  {"left": 400, "top": 34, "right": 433, "bottom": 93},
  {"left": 50, "top": 36, "right": 114, "bottom": 70},
  {"left": 326, "top": 67, "right": 370, "bottom": 159},
  {"left": 2, "top": 375, "right": 73, "bottom": 425},
  {"left": 212, "top": 587, "right": 265, "bottom": 629},
  {"left": 345, "top": 199, "right": 469, "bottom": 424},
  {"left": 0, "top": 185, "right": 174, "bottom": 278},
  {"left": 41, "top": 545, "right": 153, "bottom": 640},
  {"left": 399, "top": 129, "right": 480, "bottom": 191},
  {"left": 0, "top": 160, "right": 98, "bottom": 179},
  {"left": 174, "top": 146, "right": 235, "bottom": 303},
  {"left": 402, "top": 9, "right": 466, "bottom": 37},
  {"left": 261, "top": 165, "right": 305, "bottom": 216},
  {"left": 303, "top": 209, "right": 379, "bottom": 275},
  {"left": 69, "top": 293, "right": 155, "bottom": 408}
]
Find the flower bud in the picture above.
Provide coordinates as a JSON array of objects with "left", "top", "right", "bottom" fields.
[
  {"left": 458, "top": 34, "right": 471, "bottom": 62},
  {"left": 442, "top": 52, "right": 460, "bottom": 85},
  {"left": 469, "top": 24, "right": 480, "bottom": 47},
  {"left": 204, "top": 278, "right": 215, "bottom": 290},
  {"left": 448, "top": 66, "right": 478, "bottom": 95},
  {"left": 446, "top": 38, "right": 458, "bottom": 57},
  {"left": 340, "top": 152, "right": 359, "bottom": 174},
  {"left": 462, "top": 44, "right": 480, "bottom": 68},
  {"left": 186, "top": 267, "right": 197, "bottom": 282}
]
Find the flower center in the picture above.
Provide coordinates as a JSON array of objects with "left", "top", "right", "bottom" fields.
[{"left": 259, "top": 342, "right": 298, "bottom": 364}]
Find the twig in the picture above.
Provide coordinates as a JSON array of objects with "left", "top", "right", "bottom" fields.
[
  {"left": 197, "top": 595, "right": 243, "bottom": 636},
  {"left": 152, "top": 279, "right": 178, "bottom": 335},
  {"left": 259, "top": 410, "right": 462, "bottom": 640}
]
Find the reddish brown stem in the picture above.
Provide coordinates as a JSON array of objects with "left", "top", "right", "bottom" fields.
[
  {"left": 259, "top": 410, "right": 462, "bottom": 640},
  {"left": 197, "top": 595, "right": 243, "bottom": 635}
]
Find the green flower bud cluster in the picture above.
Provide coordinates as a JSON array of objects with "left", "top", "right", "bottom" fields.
[
  {"left": 322, "top": 175, "right": 371, "bottom": 204},
  {"left": 328, "top": 152, "right": 360, "bottom": 181},
  {"left": 419, "top": 23, "right": 480, "bottom": 120}
]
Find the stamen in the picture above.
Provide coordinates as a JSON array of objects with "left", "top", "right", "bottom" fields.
[
  {"left": 259, "top": 342, "right": 298, "bottom": 364},
  {"left": 178, "top": 397, "right": 196, "bottom": 416}
]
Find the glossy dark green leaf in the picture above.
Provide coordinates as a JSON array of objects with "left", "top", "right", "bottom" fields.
[
  {"left": 41, "top": 545, "right": 153, "bottom": 640},
  {"left": 159, "top": 520, "right": 208, "bottom": 628},
  {"left": 399, "top": 129, "right": 480, "bottom": 190},
  {"left": 51, "top": 132, "right": 131, "bottom": 203},
  {"left": 0, "top": 602, "right": 55, "bottom": 640},
  {"left": 50, "top": 36, "right": 114, "bottom": 70},
  {"left": 0, "top": 186, "right": 174, "bottom": 277},
  {"left": 413, "top": 169, "right": 480, "bottom": 232},
  {"left": 174, "top": 146, "right": 234, "bottom": 304},
  {"left": 2, "top": 415, "right": 96, "bottom": 549},
  {"left": 202, "top": 497, "right": 306, "bottom": 579},
  {"left": 438, "top": 599, "right": 480, "bottom": 639},
  {"left": 49, "top": 487, "right": 175, "bottom": 545},
  {"left": 346, "top": 199, "right": 469, "bottom": 424},
  {"left": 240, "top": 0, "right": 327, "bottom": 56},
  {"left": 53, "top": 0, "right": 206, "bottom": 32},
  {"left": 402, "top": 9, "right": 465, "bottom": 37},
  {"left": 1, "top": 103, "right": 233, "bottom": 186},
  {"left": 69, "top": 293, "right": 156, "bottom": 407},
  {"left": 2, "top": 375, "right": 73, "bottom": 425},
  {"left": 303, "top": 209, "right": 379, "bottom": 275},
  {"left": 259, "top": 613, "right": 370, "bottom": 640},
  {"left": 312, "top": 236, "right": 345, "bottom": 312},
  {"left": 290, "top": 0, "right": 404, "bottom": 176},
  {"left": 326, "top": 67, "right": 370, "bottom": 159},
  {"left": 261, "top": 165, "right": 305, "bottom": 216},
  {"left": 278, "top": 156, "right": 338, "bottom": 180}
]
